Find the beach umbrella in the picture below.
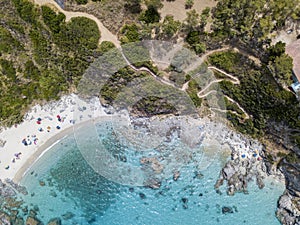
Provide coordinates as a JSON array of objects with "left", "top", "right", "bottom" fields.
[
  {"left": 56, "top": 126, "right": 61, "bottom": 129},
  {"left": 37, "top": 121, "right": 41, "bottom": 125},
  {"left": 57, "top": 115, "right": 60, "bottom": 118},
  {"left": 37, "top": 118, "right": 42, "bottom": 121}
]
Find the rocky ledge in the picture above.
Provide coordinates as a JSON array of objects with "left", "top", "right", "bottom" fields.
[
  {"left": 214, "top": 154, "right": 266, "bottom": 195},
  {"left": 276, "top": 151, "right": 300, "bottom": 225}
]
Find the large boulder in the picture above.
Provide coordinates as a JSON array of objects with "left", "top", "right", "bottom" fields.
[{"left": 25, "top": 216, "right": 41, "bottom": 225}]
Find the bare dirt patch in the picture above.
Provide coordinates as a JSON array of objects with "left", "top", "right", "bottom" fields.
[{"left": 160, "top": 0, "right": 217, "bottom": 22}]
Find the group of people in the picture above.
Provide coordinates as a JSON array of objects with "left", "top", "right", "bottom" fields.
[{"left": 5, "top": 115, "right": 66, "bottom": 170}]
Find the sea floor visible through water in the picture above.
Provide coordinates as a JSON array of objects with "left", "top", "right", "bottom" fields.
[{"left": 18, "top": 120, "right": 285, "bottom": 225}]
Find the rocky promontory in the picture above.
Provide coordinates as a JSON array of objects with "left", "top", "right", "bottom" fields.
[{"left": 276, "top": 151, "right": 300, "bottom": 225}]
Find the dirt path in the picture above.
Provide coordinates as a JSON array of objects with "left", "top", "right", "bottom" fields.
[
  {"left": 207, "top": 66, "right": 240, "bottom": 84},
  {"left": 225, "top": 96, "right": 250, "bottom": 119},
  {"left": 33, "top": 0, "right": 120, "bottom": 47},
  {"left": 200, "top": 47, "right": 231, "bottom": 62},
  {"left": 120, "top": 51, "right": 177, "bottom": 89}
]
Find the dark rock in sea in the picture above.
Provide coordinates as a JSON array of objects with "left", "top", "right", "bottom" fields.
[
  {"left": 22, "top": 206, "right": 28, "bottom": 214},
  {"left": 193, "top": 171, "right": 204, "bottom": 179},
  {"left": 181, "top": 197, "right": 188, "bottom": 204},
  {"left": 173, "top": 170, "right": 180, "bottom": 181},
  {"left": 183, "top": 203, "right": 188, "bottom": 210},
  {"left": 233, "top": 205, "right": 238, "bottom": 212},
  {"left": 222, "top": 206, "right": 234, "bottom": 214},
  {"left": 33, "top": 205, "right": 39, "bottom": 212},
  {"left": 129, "top": 187, "right": 134, "bottom": 193},
  {"left": 50, "top": 190, "right": 57, "bottom": 198},
  {"left": 14, "top": 217, "right": 24, "bottom": 225},
  {"left": 62, "top": 212, "right": 75, "bottom": 220},
  {"left": 47, "top": 217, "right": 62, "bottom": 225},
  {"left": 145, "top": 178, "right": 161, "bottom": 189},
  {"left": 87, "top": 216, "right": 96, "bottom": 224},
  {"left": 39, "top": 181, "right": 45, "bottom": 187},
  {"left": 29, "top": 210, "right": 37, "bottom": 218},
  {"left": 139, "top": 192, "right": 146, "bottom": 199},
  {"left": 199, "top": 193, "right": 203, "bottom": 197},
  {"left": 256, "top": 175, "right": 265, "bottom": 189},
  {"left": 216, "top": 189, "right": 222, "bottom": 195}
]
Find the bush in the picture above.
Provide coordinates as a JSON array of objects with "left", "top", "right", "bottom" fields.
[
  {"left": 140, "top": 5, "right": 160, "bottom": 24},
  {"left": 41, "top": 6, "right": 65, "bottom": 33}
]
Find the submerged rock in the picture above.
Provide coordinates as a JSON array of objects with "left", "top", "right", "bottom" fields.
[
  {"left": 4, "top": 179, "right": 28, "bottom": 195},
  {"left": 61, "top": 212, "right": 75, "bottom": 220},
  {"left": 222, "top": 206, "right": 234, "bottom": 214},
  {"left": 0, "top": 212, "right": 11, "bottom": 225},
  {"left": 145, "top": 178, "right": 161, "bottom": 189},
  {"left": 139, "top": 192, "right": 146, "bottom": 199},
  {"left": 26, "top": 216, "right": 41, "bottom": 225},
  {"left": 173, "top": 170, "right": 180, "bottom": 181},
  {"left": 47, "top": 218, "right": 62, "bottom": 225}
]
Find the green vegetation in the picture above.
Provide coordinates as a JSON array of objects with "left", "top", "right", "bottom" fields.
[
  {"left": 186, "top": 79, "right": 202, "bottom": 107},
  {"left": 97, "top": 41, "right": 116, "bottom": 55},
  {"left": 269, "top": 54, "right": 293, "bottom": 86},
  {"left": 120, "top": 23, "right": 141, "bottom": 44},
  {"left": 161, "top": 15, "right": 181, "bottom": 38},
  {"left": 140, "top": 5, "right": 160, "bottom": 24},
  {"left": 41, "top": 6, "right": 65, "bottom": 33},
  {"left": 266, "top": 42, "right": 293, "bottom": 86},
  {"left": 74, "top": 0, "right": 88, "bottom": 5},
  {"left": 0, "top": 0, "right": 100, "bottom": 126},
  {"left": 211, "top": 0, "right": 300, "bottom": 46},
  {"left": 100, "top": 67, "right": 147, "bottom": 105},
  {"left": 124, "top": 0, "right": 142, "bottom": 14},
  {"left": 185, "top": 0, "right": 194, "bottom": 9},
  {"left": 208, "top": 51, "right": 299, "bottom": 138},
  {"left": 0, "top": 26, "right": 22, "bottom": 54}
]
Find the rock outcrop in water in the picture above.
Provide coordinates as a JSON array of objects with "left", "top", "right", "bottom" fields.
[
  {"left": 214, "top": 156, "right": 266, "bottom": 195},
  {"left": 0, "top": 179, "right": 46, "bottom": 225}
]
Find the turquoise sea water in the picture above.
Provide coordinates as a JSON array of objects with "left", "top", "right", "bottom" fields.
[{"left": 19, "top": 121, "right": 285, "bottom": 225}]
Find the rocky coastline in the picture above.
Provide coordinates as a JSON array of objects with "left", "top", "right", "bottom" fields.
[
  {"left": 276, "top": 154, "right": 300, "bottom": 225},
  {"left": 0, "top": 114, "right": 298, "bottom": 224}
]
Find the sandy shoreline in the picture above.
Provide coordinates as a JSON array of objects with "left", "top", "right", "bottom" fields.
[
  {"left": 0, "top": 94, "right": 108, "bottom": 183},
  {"left": 13, "top": 122, "right": 75, "bottom": 183}
]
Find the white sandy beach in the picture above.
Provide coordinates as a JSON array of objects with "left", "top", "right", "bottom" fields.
[{"left": 0, "top": 94, "right": 109, "bottom": 182}]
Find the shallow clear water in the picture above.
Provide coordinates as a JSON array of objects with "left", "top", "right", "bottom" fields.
[{"left": 19, "top": 121, "right": 285, "bottom": 225}]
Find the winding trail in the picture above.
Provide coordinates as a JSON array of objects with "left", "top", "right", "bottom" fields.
[
  {"left": 33, "top": 0, "right": 120, "bottom": 47},
  {"left": 207, "top": 66, "right": 240, "bottom": 84},
  {"left": 225, "top": 96, "right": 250, "bottom": 119},
  {"left": 120, "top": 51, "right": 177, "bottom": 89},
  {"left": 31, "top": 0, "right": 250, "bottom": 120}
]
